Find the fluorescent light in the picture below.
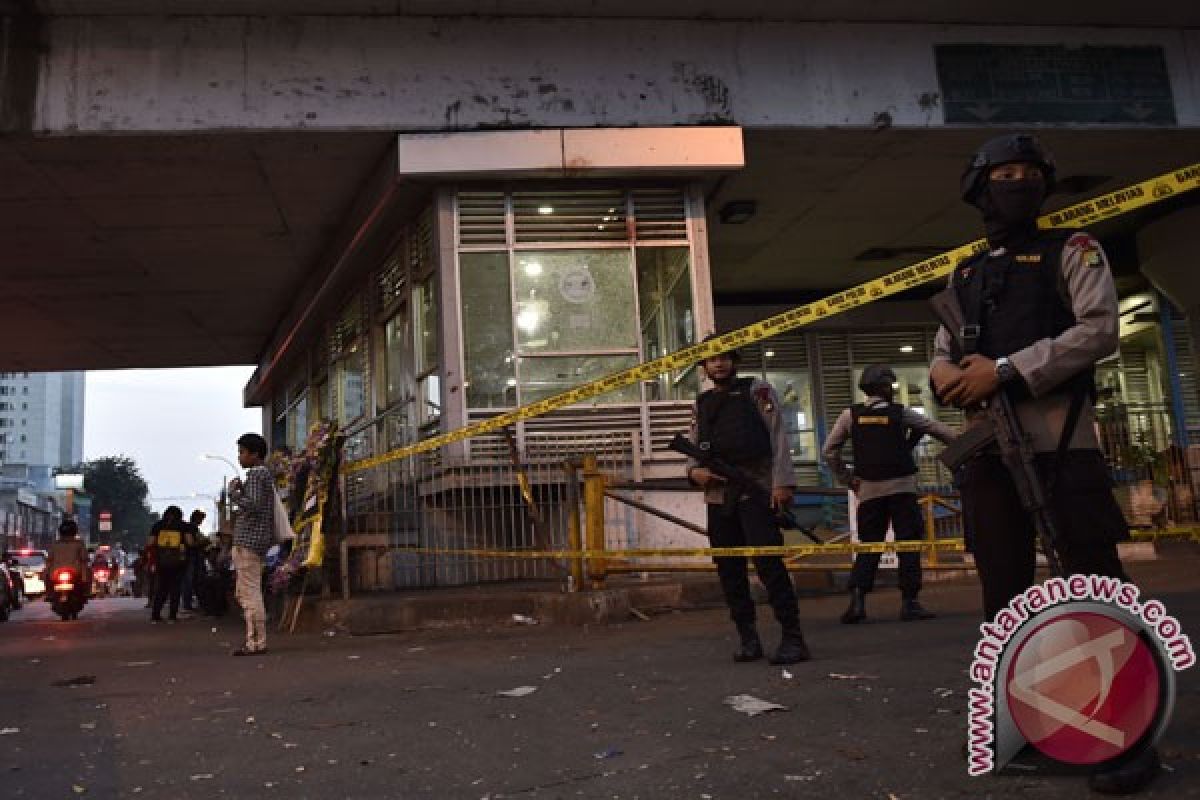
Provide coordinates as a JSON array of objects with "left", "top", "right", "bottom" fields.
[
  {"left": 900, "top": 345, "right": 914, "bottom": 353},
  {"left": 764, "top": 350, "right": 775, "bottom": 358},
  {"left": 506, "top": 378, "right": 517, "bottom": 387},
  {"left": 537, "top": 205, "right": 554, "bottom": 215},
  {"left": 516, "top": 308, "right": 541, "bottom": 334},
  {"left": 523, "top": 261, "right": 543, "bottom": 277}
]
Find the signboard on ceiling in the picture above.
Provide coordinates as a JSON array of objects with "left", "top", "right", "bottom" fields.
[{"left": 935, "top": 44, "right": 1176, "bottom": 126}]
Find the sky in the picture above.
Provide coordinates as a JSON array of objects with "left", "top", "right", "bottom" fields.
[{"left": 82, "top": 367, "right": 263, "bottom": 519}]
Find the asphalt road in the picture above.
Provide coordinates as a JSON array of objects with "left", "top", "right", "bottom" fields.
[{"left": 2, "top": 553, "right": 1199, "bottom": 799}]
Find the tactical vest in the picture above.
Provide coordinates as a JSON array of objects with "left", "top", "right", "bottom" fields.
[
  {"left": 696, "top": 377, "right": 773, "bottom": 467},
  {"left": 952, "top": 230, "right": 1094, "bottom": 399},
  {"left": 850, "top": 403, "right": 917, "bottom": 481}
]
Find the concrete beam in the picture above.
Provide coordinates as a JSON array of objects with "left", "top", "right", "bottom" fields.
[{"left": 34, "top": 17, "right": 1200, "bottom": 134}]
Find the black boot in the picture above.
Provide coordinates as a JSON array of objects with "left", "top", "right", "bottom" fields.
[
  {"left": 841, "top": 588, "right": 867, "bottom": 624},
  {"left": 732, "top": 624, "right": 764, "bottom": 662},
  {"left": 900, "top": 592, "right": 936, "bottom": 621},
  {"left": 1088, "top": 746, "right": 1161, "bottom": 795},
  {"left": 769, "top": 625, "right": 811, "bottom": 665}
]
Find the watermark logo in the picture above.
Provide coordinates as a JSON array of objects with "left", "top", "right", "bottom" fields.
[{"left": 967, "top": 576, "right": 1194, "bottom": 776}]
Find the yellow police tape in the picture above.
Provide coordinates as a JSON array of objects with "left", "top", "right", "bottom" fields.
[
  {"left": 355, "top": 528, "right": 1198, "bottom": 561},
  {"left": 345, "top": 163, "right": 1200, "bottom": 473},
  {"left": 380, "top": 539, "right": 967, "bottom": 559}
]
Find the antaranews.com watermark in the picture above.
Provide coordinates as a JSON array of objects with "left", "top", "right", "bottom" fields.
[{"left": 968, "top": 574, "right": 1195, "bottom": 776}]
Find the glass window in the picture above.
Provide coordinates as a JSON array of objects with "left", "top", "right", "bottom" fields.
[
  {"left": 460, "top": 252, "right": 516, "bottom": 408},
  {"left": 419, "top": 373, "right": 442, "bottom": 427},
  {"left": 339, "top": 348, "right": 367, "bottom": 424},
  {"left": 637, "top": 247, "right": 697, "bottom": 401},
  {"left": 517, "top": 354, "right": 641, "bottom": 404},
  {"left": 763, "top": 369, "right": 818, "bottom": 462},
  {"left": 287, "top": 395, "right": 308, "bottom": 450},
  {"left": 385, "top": 311, "right": 408, "bottom": 408},
  {"left": 414, "top": 277, "right": 438, "bottom": 375},
  {"left": 512, "top": 250, "right": 637, "bottom": 353}
]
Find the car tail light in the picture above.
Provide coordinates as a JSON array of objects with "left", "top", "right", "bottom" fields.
[{"left": 95, "top": 569, "right": 109, "bottom": 581}]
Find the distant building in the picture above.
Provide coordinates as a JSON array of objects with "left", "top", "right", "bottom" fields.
[{"left": 0, "top": 372, "right": 85, "bottom": 469}]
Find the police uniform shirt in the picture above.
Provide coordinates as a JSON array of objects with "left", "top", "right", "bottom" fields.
[
  {"left": 822, "top": 396, "right": 957, "bottom": 503},
  {"left": 685, "top": 377, "right": 796, "bottom": 504},
  {"left": 931, "top": 232, "right": 1118, "bottom": 453}
]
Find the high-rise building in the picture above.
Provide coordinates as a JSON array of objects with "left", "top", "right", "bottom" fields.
[{"left": 0, "top": 372, "right": 86, "bottom": 469}]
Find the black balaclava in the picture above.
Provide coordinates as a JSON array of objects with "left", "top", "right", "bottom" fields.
[{"left": 978, "top": 176, "right": 1044, "bottom": 250}]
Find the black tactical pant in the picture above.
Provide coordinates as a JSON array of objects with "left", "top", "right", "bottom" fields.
[
  {"left": 152, "top": 564, "right": 184, "bottom": 621},
  {"left": 850, "top": 492, "right": 923, "bottom": 595},
  {"left": 961, "top": 450, "right": 1129, "bottom": 619},
  {"left": 707, "top": 499, "right": 800, "bottom": 630}
]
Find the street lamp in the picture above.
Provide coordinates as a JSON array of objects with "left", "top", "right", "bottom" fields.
[
  {"left": 199, "top": 453, "right": 241, "bottom": 478},
  {"left": 199, "top": 454, "right": 241, "bottom": 532}
]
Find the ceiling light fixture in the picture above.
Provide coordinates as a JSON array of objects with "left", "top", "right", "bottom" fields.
[{"left": 537, "top": 205, "right": 554, "bottom": 215}]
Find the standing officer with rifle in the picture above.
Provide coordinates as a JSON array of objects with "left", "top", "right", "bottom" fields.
[
  {"left": 929, "top": 134, "right": 1152, "bottom": 794},
  {"left": 684, "top": 335, "right": 810, "bottom": 665},
  {"left": 822, "top": 364, "right": 957, "bottom": 624}
]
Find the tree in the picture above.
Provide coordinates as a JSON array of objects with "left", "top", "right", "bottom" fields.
[{"left": 65, "top": 456, "right": 157, "bottom": 548}]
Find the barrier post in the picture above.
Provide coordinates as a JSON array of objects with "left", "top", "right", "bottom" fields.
[
  {"left": 564, "top": 459, "right": 584, "bottom": 592},
  {"left": 922, "top": 494, "right": 939, "bottom": 568},
  {"left": 582, "top": 454, "right": 607, "bottom": 589}
]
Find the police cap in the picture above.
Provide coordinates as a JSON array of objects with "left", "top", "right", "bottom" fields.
[
  {"left": 698, "top": 333, "right": 740, "bottom": 365},
  {"left": 960, "top": 133, "right": 1056, "bottom": 207},
  {"left": 858, "top": 364, "right": 897, "bottom": 392}
]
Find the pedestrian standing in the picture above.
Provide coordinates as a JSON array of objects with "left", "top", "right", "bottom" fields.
[
  {"left": 149, "top": 506, "right": 190, "bottom": 624},
  {"left": 228, "top": 432, "right": 273, "bottom": 656},
  {"left": 822, "top": 364, "right": 956, "bottom": 623},
  {"left": 179, "top": 509, "right": 207, "bottom": 612},
  {"left": 929, "top": 133, "right": 1153, "bottom": 794},
  {"left": 685, "top": 335, "right": 810, "bottom": 665}
]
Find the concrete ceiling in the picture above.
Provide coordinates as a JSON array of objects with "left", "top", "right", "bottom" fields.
[
  {"left": 23, "top": 1, "right": 1200, "bottom": 27},
  {"left": 0, "top": 132, "right": 392, "bottom": 371},
  {"left": 0, "top": 126, "right": 1197, "bottom": 375},
  {"left": 708, "top": 128, "right": 1200, "bottom": 302}
]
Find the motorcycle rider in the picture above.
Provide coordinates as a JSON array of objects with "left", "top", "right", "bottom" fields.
[{"left": 46, "top": 518, "right": 89, "bottom": 613}]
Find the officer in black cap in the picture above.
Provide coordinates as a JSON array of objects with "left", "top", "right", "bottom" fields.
[
  {"left": 930, "top": 134, "right": 1154, "bottom": 794},
  {"left": 685, "top": 335, "right": 810, "bottom": 665},
  {"left": 822, "top": 364, "right": 956, "bottom": 623}
]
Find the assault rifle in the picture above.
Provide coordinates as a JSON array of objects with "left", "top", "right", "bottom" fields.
[
  {"left": 929, "top": 287, "right": 1063, "bottom": 576},
  {"left": 668, "top": 433, "right": 819, "bottom": 542}
]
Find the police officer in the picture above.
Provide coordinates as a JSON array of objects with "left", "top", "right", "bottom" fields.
[
  {"left": 930, "top": 134, "right": 1155, "bottom": 794},
  {"left": 686, "top": 336, "right": 810, "bottom": 665},
  {"left": 822, "top": 364, "right": 956, "bottom": 624}
]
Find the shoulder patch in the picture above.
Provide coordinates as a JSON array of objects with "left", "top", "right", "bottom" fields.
[
  {"left": 754, "top": 385, "right": 774, "bottom": 412},
  {"left": 1067, "top": 232, "right": 1106, "bottom": 268}
]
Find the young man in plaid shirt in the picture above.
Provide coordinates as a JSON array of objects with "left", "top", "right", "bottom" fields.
[{"left": 228, "top": 432, "right": 273, "bottom": 656}]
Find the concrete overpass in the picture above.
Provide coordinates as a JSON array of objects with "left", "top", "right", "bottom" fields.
[{"left": 0, "top": 1, "right": 1197, "bottom": 376}]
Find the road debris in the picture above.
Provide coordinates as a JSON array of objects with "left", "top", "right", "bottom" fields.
[
  {"left": 724, "top": 694, "right": 789, "bottom": 717},
  {"left": 52, "top": 675, "right": 96, "bottom": 687},
  {"left": 496, "top": 686, "right": 538, "bottom": 698},
  {"left": 511, "top": 614, "right": 537, "bottom": 625},
  {"left": 827, "top": 672, "right": 878, "bottom": 681},
  {"left": 593, "top": 747, "right": 623, "bottom": 760},
  {"left": 189, "top": 774, "right": 214, "bottom": 781}
]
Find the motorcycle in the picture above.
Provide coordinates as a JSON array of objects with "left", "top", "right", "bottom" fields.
[
  {"left": 91, "top": 566, "right": 113, "bottom": 598},
  {"left": 50, "top": 568, "right": 86, "bottom": 621}
]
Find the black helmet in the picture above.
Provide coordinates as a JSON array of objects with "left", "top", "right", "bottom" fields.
[
  {"left": 858, "top": 364, "right": 897, "bottom": 392},
  {"left": 59, "top": 517, "right": 79, "bottom": 538},
  {"left": 960, "top": 133, "right": 1056, "bottom": 207},
  {"left": 698, "top": 333, "right": 740, "bottom": 365}
]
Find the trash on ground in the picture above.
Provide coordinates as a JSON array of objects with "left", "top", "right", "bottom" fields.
[
  {"left": 827, "top": 672, "right": 878, "bottom": 680},
  {"left": 593, "top": 747, "right": 623, "bottom": 760},
  {"left": 724, "top": 694, "right": 789, "bottom": 716},
  {"left": 52, "top": 675, "right": 96, "bottom": 687},
  {"left": 511, "top": 614, "right": 537, "bottom": 625},
  {"left": 629, "top": 607, "right": 650, "bottom": 621},
  {"left": 781, "top": 669, "right": 793, "bottom": 680},
  {"left": 496, "top": 686, "right": 538, "bottom": 698},
  {"left": 189, "top": 774, "right": 214, "bottom": 781}
]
